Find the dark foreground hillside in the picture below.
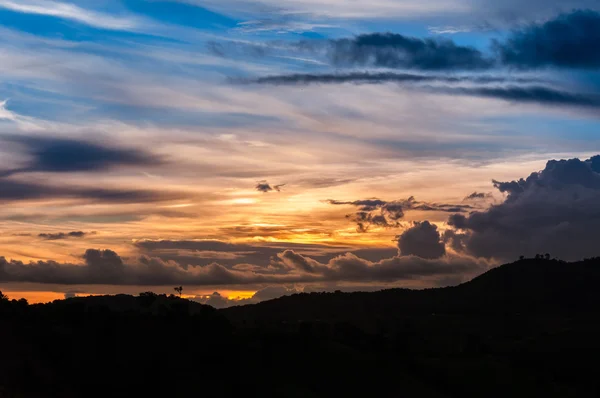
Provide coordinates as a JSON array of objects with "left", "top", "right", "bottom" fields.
[{"left": 2, "top": 258, "right": 600, "bottom": 397}]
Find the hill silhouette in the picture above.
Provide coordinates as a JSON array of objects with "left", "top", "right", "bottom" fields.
[
  {"left": 223, "top": 257, "right": 600, "bottom": 324},
  {"left": 2, "top": 258, "right": 600, "bottom": 397}
]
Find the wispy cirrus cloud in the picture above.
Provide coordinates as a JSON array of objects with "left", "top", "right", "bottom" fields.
[{"left": 0, "top": 0, "right": 143, "bottom": 31}]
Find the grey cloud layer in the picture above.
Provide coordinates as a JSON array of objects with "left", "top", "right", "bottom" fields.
[
  {"left": 0, "top": 136, "right": 185, "bottom": 205},
  {"left": 0, "top": 136, "right": 162, "bottom": 177},
  {"left": 0, "top": 247, "right": 489, "bottom": 286},
  {"left": 134, "top": 239, "right": 399, "bottom": 268},
  {"left": 0, "top": 179, "right": 184, "bottom": 204}
]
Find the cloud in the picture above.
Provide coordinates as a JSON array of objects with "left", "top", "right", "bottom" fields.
[
  {"left": 0, "top": 99, "right": 17, "bottom": 121},
  {"left": 272, "top": 250, "right": 489, "bottom": 283},
  {"left": 397, "top": 221, "right": 446, "bottom": 259},
  {"left": 0, "top": 0, "right": 143, "bottom": 31},
  {"left": 243, "top": 70, "right": 600, "bottom": 109},
  {"left": 183, "top": 0, "right": 600, "bottom": 21},
  {"left": 190, "top": 0, "right": 467, "bottom": 19},
  {"left": 437, "top": 85, "right": 600, "bottom": 108},
  {"left": 495, "top": 10, "right": 600, "bottom": 69},
  {"left": 0, "top": 137, "right": 179, "bottom": 205},
  {"left": 464, "top": 192, "right": 493, "bottom": 201},
  {"left": 327, "top": 33, "right": 493, "bottom": 70},
  {"left": 243, "top": 72, "right": 540, "bottom": 86},
  {"left": 38, "top": 231, "right": 88, "bottom": 240},
  {"left": 1, "top": 136, "right": 162, "bottom": 176},
  {"left": 447, "top": 155, "right": 600, "bottom": 261},
  {"left": 327, "top": 197, "right": 472, "bottom": 232},
  {"left": 0, "top": 179, "right": 184, "bottom": 204},
  {"left": 255, "top": 180, "right": 285, "bottom": 193},
  {"left": 134, "top": 239, "right": 397, "bottom": 269},
  {"left": 0, "top": 246, "right": 490, "bottom": 286}
]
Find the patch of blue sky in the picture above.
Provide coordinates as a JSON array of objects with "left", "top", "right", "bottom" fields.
[
  {"left": 0, "top": 7, "right": 186, "bottom": 45},
  {"left": 0, "top": 78, "right": 288, "bottom": 129},
  {"left": 480, "top": 114, "right": 600, "bottom": 144},
  {"left": 120, "top": 0, "right": 239, "bottom": 30},
  {"left": 0, "top": 83, "right": 95, "bottom": 122}
]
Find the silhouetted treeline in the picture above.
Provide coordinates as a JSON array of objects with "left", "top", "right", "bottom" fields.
[{"left": 2, "top": 258, "right": 600, "bottom": 397}]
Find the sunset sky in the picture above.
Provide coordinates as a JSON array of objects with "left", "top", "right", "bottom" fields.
[{"left": 1, "top": 0, "right": 600, "bottom": 306}]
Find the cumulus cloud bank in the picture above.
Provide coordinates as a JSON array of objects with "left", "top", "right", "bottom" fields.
[
  {"left": 0, "top": 246, "right": 489, "bottom": 286},
  {"left": 398, "top": 221, "right": 446, "bottom": 259},
  {"left": 447, "top": 155, "right": 600, "bottom": 261}
]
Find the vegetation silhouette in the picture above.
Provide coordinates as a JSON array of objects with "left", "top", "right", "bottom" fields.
[
  {"left": 2, "top": 256, "right": 600, "bottom": 397},
  {"left": 174, "top": 286, "right": 183, "bottom": 297}
]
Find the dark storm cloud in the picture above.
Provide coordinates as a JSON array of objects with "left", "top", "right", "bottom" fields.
[
  {"left": 447, "top": 155, "right": 600, "bottom": 261},
  {"left": 397, "top": 221, "right": 446, "bottom": 260},
  {"left": 327, "top": 197, "right": 472, "bottom": 232},
  {"left": 255, "top": 181, "right": 285, "bottom": 192},
  {"left": 328, "top": 33, "right": 493, "bottom": 70},
  {"left": 39, "top": 231, "right": 89, "bottom": 240},
  {"left": 495, "top": 10, "right": 600, "bottom": 69},
  {"left": 0, "top": 136, "right": 162, "bottom": 176}
]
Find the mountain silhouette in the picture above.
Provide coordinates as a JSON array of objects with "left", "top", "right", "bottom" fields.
[{"left": 1, "top": 258, "right": 600, "bottom": 397}]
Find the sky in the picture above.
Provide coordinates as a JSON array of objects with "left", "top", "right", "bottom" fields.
[{"left": 1, "top": 0, "right": 600, "bottom": 307}]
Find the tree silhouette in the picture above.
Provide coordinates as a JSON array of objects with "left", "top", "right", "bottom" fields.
[
  {"left": 0, "top": 291, "right": 7, "bottom": 301},
  {"left": 519, "top": 255, "right": 525, "bottom": 261},
  {"left": 174, "top": 286, "right": 183, "bottom": 297}
]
